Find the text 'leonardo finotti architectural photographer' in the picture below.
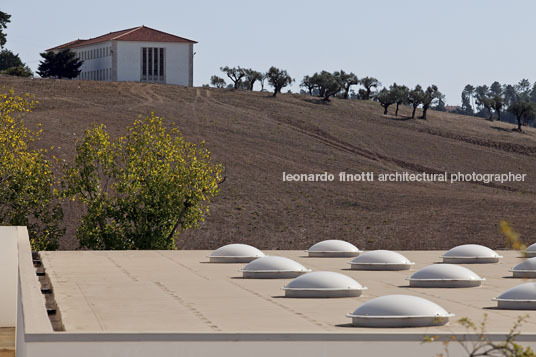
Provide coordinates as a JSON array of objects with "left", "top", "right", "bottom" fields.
[{"left": 282, "top": 171, "right": 527, "bottom": 184}]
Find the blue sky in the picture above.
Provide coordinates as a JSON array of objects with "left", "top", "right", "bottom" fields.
[{"left": 3, "top": 0, "right": 535, "bottom": 105}]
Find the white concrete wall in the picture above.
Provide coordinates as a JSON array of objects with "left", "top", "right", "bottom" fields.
[
  {"left": 0, "top": 227, "right": 19, "bottom": 327},
  {"left": 72, "top": 41, "right": 113, "bottom": 81},
  {"left": 16, "top": 337, "right": 536, "bottom": 357},
  {"left": 115, "top": 41, "right": 192, "bottom": 85}
]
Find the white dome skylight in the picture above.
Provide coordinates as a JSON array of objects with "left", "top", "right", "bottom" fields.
[
  {"left": 347, "top": 295, "right": 453, "bottom": 327},
  {"left": 283, "top": 271, "right": 367, "bottom": 298},
  {"left": 240, "top": 256, "right": 311, "bottom": 279},
  {"left": 209, "top": 244, "right": 265, "bottom": 263},
  {"left": 441, "top": 244, "right": 502, "bottom": 264},
  {"left": 408, "top": 264, "right": 484, "bottom": 288},
  {"left": 348, "top": 250, "right": 414, "bottom": 270},
  {"left": 493, "top": 282, "right": 536, "bottom": 310},
  {"left": 306, "top": 240, "right": 360, "bottom": 257},
  {"left": 525, "top": 243, "right": 536, "bottom": 258},
  {"left": 510, "top": 257, "right": 536, "bottom": 278}
]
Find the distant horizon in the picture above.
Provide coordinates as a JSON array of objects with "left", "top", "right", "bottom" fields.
[{"left": 3, "top": 0, "right": 536, "bottom": 105}]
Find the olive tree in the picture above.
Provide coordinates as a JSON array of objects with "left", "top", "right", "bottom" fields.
[
  {"left": 359, "top": 77, "right": 380, "bottom": 100},
  {"left": 220, "top": 66, "right": 245, "bottom": 89},
  {"left": 210, "top": 75, "right": 226, "bottom": 88},
  {"left": 408, "top": 85, "right": 424, "bottom": 119},
  {"left": 421, "top": 85, "right": 441, "bottom": 120},
  {"left": 266, "top": 66, "right": 293, "bottom": 97},
  {"left": 300, "top": 75, "right": 316, "bottom": 95},
  {"left": 243, "top": 69, "right": 263, "bottom": 90},
  {"left": 508, "top": 101, "right": 536, "bottom": 132},
  {"left": 376, "top": 88, "right": 396, "bottom": 115},
  {"left": 334, "top": 70, "right": 358, "bottom": 99},
  {"left": 390, "top": 83, "right": 409, "bottom": 117}
]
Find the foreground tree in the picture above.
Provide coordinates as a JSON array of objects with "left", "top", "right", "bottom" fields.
[
  {"left": 243, "top": 69, "right": 263, "bottom": 91},
  {"left": 0, "top": 89, "right": 64, "bottom": 250},
  {"left": 426, "top": 314, "right": 535, "bottom": 357},
  {"left": 359, "top": 76, "right": 380, "bottom": 100},
  {"left": 63, "top": 114, "right": 224, "bottom": 250},
  {"left": 210, "top": 75, "right": 226, "bottom": 88},
  {"left": 37, "top": 49, "right": 82, "bottom": 79},
  {"left": 420, "top": 85, "right": 441, "bottom": 120},
  {"left": 0, "top": 11, "right": 10, "bottom": 48},
  {"left": 266, "top": 66, "right": 293, "bottom": 97},
  {"left": 508, "top": 101, "right": 536, "bottom": 132},
  {"left": 408, "top": 85, "right": 424, "bottom": 119},
  {"left": 220, "top": 66, "right": 245, "bottom": 89},
  {"left": 376, "top": 88, "right": 396, "bottom": 114}
]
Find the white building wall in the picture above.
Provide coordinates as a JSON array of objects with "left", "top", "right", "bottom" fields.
[
  {"left": 0, "top": 227, "right": 18, "bottom": 327},
  {"left": 72, "top": 41, "right": 113, "bottom": 81},
  {"left": 115, "top": 41, "right": 192, "bottom": 86}
]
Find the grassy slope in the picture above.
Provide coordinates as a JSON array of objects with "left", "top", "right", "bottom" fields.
[{"left": 3, "top": 75, "right": 536, "bottom": 250}]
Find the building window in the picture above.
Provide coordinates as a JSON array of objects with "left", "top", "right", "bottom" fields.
[
  {"left": 148, "top": 48, "right": 152, "bottom": 77},
  {"left": 159, "top": 48, "right": 164, "bottom": 77},
  {"left": 141, "top": 47, "right": 165, "bottom": 82},
  {"left": 142, "top": 48, "right": 147, "bottom": 76}
]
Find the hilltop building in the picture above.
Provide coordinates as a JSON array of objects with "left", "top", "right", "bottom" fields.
[{"left": 46, "top": 26, "right": 196, "bottom": 86}]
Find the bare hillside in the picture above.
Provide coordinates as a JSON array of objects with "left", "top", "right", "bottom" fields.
[{"left": 3, "top": 75, "right": 536, "bottom": 250}]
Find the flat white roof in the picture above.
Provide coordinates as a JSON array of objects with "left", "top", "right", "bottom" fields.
[{"left": 39, "top": 250, "right": 536, "bottom": 336}]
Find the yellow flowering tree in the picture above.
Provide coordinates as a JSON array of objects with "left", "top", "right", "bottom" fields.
[
  {"left": 0, "top": 89, "right": 64, "bottom": 250},
  {"left": 63, "top": 113, "right": 223, "bottom": 249}
]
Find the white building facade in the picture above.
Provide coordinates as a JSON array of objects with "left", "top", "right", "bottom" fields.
[{"left": 47, "top": 26, "right": 195, "bottom": 86}]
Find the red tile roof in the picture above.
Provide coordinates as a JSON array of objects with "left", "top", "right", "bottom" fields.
[{"left": 47, "top": 26, "right": 197, "bottom": 51}]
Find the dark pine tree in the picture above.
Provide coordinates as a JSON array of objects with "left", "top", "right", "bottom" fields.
[{"left": 37, "top": 49, "right": 82, "bottom": 79}]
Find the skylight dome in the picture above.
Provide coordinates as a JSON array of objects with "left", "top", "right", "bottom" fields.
[
  {"left": 525, "top": 243, "right": 536, "bottom": 258},
  {"left": 408, "top": 264, "right": 484, "bottom": 288},
  {"left": 240, "top": 256, "right": 311, "bottom": 278},
  {"left": 493, "top": 282, "right": 536, "bottom": 310},
  {"left": 209, "top": 244, "right": 265, "bottom": 263},
  {"left": 510, "top": 257, "right": 536, "bottom": 278},
  {"left": 441, "top": 244, "right": 502, "bottom": 264},
  {"left": 349, "top": 250, "right": 414, "bottom": 270},
  {"left": 283, "top": 271, "right": 367, "bottom": 298},
  {"left": 347, "top": 295, "right": 453, "bottom": 327},
  {"left": 306, "top": 240, "right": 360, "bottom": 257}
]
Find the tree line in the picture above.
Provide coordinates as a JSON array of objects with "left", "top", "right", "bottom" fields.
[
  {"left": 211, "top": 66, "right": 293, "bottom": 97},
  {"left": 457, "top": 80, "right": 536, "bottom": 131},
  {"left": 212, "top": 66, "right": 445, "bottom": 119}
]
